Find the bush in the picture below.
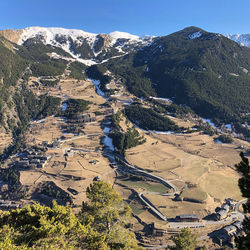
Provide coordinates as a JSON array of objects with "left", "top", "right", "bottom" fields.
[
  {"left": 215, "top": 134, "right": 233, "bottom": 143},
  {"left": 40, "top": 79, "right": 59, "bottom": 87}
]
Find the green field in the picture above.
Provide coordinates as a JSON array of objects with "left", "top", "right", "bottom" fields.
[{"left": 128, "top": 203, "right": 144, "bottom": 215}]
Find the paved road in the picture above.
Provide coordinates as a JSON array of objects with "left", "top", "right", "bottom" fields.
[
  {"left": 139, "top": 192, "right": 168, "bottom": 221},
  {"left": 104, "top": 152, "right": 178, "bottom": 221},
  {"left": 236, "top": 198, "right": 247, "bottom": 213},
  {"left": 61, "top": 132, "right": 103, "bottom": 143},
  {"left": 105, "top": 151, "right": 247, "bottom": 230}
]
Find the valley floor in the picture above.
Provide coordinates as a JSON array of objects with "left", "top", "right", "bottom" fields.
[{"left": 1, "top": 70, "right": 249, "bottom": 249}]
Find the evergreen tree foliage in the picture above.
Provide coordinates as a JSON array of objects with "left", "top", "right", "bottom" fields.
[
  {"left": 235, "top": 153, "right": 250, "bottom": 249},
  {"left": 104, "top": 27, "right": 250, "bottom": 137},
  {"left": 63, "top": 98, "right": 90, "bottom": 119},
  {"left": 215, "top": 134, "right": 233, "bottom": 143},
  {"left": 125, "top": 104, "right": 184, "bottom": 132},
  {"left": 171, "top": 227, "right": 197, "bottom": 250},
  {"left": 30, "top": 60, "right": 67, "bottom": 77},
  {"left": 0, "top": 181, "right": 140, "bottom": 249},
  {"left": 110, "top": 127, "right": 146, "bottom": 156},
  {"left": 69, "top": 61, "right": 86, "bottom": 80},
  {"left": 86, "top": 65, "right": 111, "bottom": 92},
  {"left": 0, "top": 201, "right": 85, "bottom": 248},
  {"left": 80, "top": 180, "right": 141, "bottom": 249}
]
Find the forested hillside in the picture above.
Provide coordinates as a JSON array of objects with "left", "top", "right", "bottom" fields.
[
  {"left": 0, "top": 35, "right": 70, "bottom": 157},
  {"left": 103, "top": 27, "right": 250, "bottom": 138}
]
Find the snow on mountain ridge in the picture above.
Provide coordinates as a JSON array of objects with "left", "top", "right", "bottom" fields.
[
  {"left": 226, "top": 33, "right": 250, "bottom": 47},
  {"left": 18, "top": 26, "right": 147, "bottom": 47},
  {"left": 109, "top": 31, "right": 140, "bottom": 40},
  {"left": 17, "top": 26, "right": 153, "bottom": 65},
  {"left": 18, "top": 26, "right": 98, "bottom": 45}
]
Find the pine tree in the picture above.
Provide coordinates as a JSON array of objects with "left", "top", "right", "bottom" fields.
[
  {"left": 171, "top": 227, "right": 197, "bottom": 250},
  {"left": 80, "top": 180, "right": 141, "bottom": 249},
  {"left": 235, "top": 152, "right": 250, "bottom": 249}
]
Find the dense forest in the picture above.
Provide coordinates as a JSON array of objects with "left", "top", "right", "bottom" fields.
[
  {"left": 110, "top": 127, "right": 146, "bottom": 155},
  {"left": 125, "top": 104, "right": 185, "bottom": 132},
  {"left": 69, "top": 61, "right": 86, "bottom": 80},
  {"left": 109, "top": 112, "right": 146, "bottom": 155},
  {"left": 63, "top": 98, "right": 90, "bottom": 119}
]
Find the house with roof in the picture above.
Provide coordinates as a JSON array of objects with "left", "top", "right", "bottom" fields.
[
  {"left": 176, "top": 214, "right": 200, "bottom": 222},
  {"left": 216, "top": 209, "right": 228, "bottom": 220}
]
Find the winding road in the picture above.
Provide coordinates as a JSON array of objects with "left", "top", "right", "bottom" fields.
[
  {"left": 104, "top": 152, "right": 178, "bottom": 221},
  {"left": 104, "top": 151, "right": 246, "bottom": 231}
]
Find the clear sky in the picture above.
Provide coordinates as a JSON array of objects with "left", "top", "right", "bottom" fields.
[{"left": 0, "top": 0, "right": 249, "bottom": 36}]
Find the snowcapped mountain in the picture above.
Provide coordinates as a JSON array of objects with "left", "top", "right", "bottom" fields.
[
  {"left": 14, "top": 27, "right": 154, "bottom": 65},
  {"left": 226, "top": 34, "right": 250, "bottom": 47},
  {"left": 17, "top": 27, "right": 97, "bottom": 45}
]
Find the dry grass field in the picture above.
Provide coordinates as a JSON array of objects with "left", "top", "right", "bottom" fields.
[
  {"left": 144, "top": 194, "right": 215, "bottom": 219},
  {"left": 0, "top": 133, "right": 12, "bottom": 152},
  {"left": 180, "top": 186, "right": 208, "bottom": 202},
  {"left": 125, "top": 123, "right": 246, "bottom": 222}
]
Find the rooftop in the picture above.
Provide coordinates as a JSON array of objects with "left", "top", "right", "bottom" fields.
[
  {"left": 178, "top": 214, "right": 200, "bottom": 219},
  {"left": 223, "top": 225, "right": 237, "bottom": 233},
  {"left": 217, "top": 209, "right": 228, "bottom": 215}
]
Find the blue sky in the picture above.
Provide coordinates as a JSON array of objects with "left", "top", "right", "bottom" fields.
[{"left": 0, "top": 0, "right": 249, "bottom": 36}]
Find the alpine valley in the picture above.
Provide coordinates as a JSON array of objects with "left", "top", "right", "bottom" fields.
[{"left": 0, "top": 26, "right": 249, "bottom": 249}]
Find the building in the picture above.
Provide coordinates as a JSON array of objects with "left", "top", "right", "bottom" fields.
[
  {"left": 216, "top": 209, "right": 228, "bottom": 220},
  {"left": 0, "top": 200, "right": 20, "bottom": 210},
  {"left": 215, "top": 222, "right": 243, "bottom": 247},
  {"left": 29, "top": 159, "right": 40, "bottom": 165},
  {"left": 103, "top": 108, "right": 113, "bottom": 115},
  {"left": 221, "top": 204, "right": 230, "bottom": 212},
  {"left": 223, "top": 225, "right": 237, "bottom": 236},
  {"left": 225, "top": 198, "right": 235, "bottom": 210},
  {"left": 16, "top": 160, "right": 29, "bottom": 168},
  {"left": 233, "top": 221, "right": 243, "bottom": 232},
  {"left": 176, "top": 214, "right": 200, "bottom": 222},
  {"left": 77, "top": 113, "right": 96, "bottom": 123}
]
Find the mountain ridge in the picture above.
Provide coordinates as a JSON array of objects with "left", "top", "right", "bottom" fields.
[
  {"left": 101, "top": 26, "right": 250, "bottom": 139},
  {"left": 1, "top": 26, "right": 250, "bottom": 48},
  {"left": 0, "top": 26, "right": 154, "bottom": 65},
  {"left": 1, "top": 26, "right": 250, "bottom": 63}
]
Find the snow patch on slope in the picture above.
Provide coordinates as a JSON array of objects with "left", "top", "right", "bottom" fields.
[
  {"left": 48, "top": 52, "right": 97, "bottom": 66},
  {"left": 226, "top": 34, "right": 250, "bottom": 47},
  {"left": 188, "top": 31, "right": 202, "bottom": 40},
  {"left": 109, "top": 31, "right": 140, "bottom": 41}
]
